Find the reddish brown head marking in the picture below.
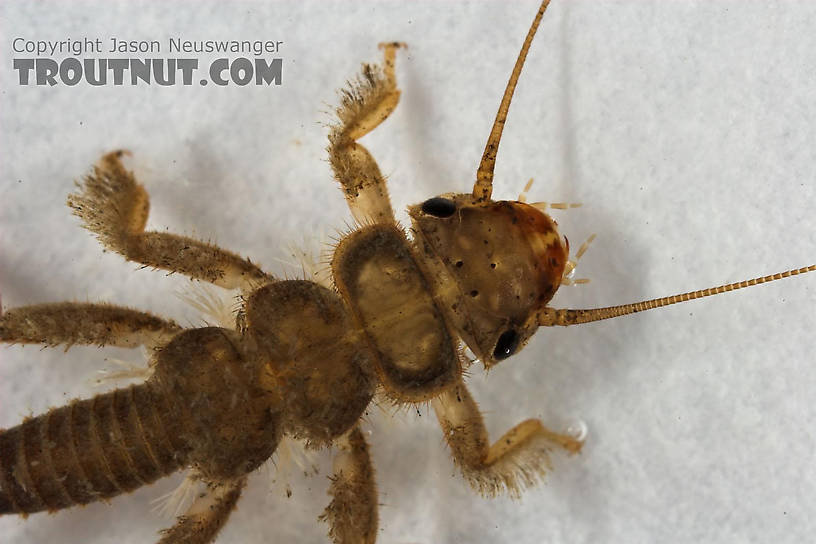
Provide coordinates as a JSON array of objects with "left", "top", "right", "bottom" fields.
[{"left": 495, "top": 201, "right": 567, "bottom": 307}]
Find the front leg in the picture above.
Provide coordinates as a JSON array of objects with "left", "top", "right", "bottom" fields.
[
  {"left": 432, "top": 380, "right": 582, "bottom": 498},
  {"left": 68, "top": 151, "right": 271, "bottom": 293},
  {"left": 320, "top": 426, "right": 378, "bottom": 544},
  {"left": 329, "top": 43, "right": 405, "bottom": 225}
]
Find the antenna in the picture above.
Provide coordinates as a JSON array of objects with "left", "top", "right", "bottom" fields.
[
  {"left": 538, "top": 265, "right": 816, "bottom": 326},
  {"left": 473, "top": 0, "right": 552, "bottom": 202}
]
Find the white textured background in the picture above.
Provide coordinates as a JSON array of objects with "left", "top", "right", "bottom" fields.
[{"left": 1, "top": 1, "right": 815, "bottom": 543}]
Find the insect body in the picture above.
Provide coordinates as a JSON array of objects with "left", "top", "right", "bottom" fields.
[{"left": 2, "top": 1, "right": 815, "bottom": 543}]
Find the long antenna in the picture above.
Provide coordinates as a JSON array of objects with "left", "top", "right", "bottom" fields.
[
  {"left": 538, "top": 265, "right": 816, "bottom": 326},
  {"left": 473, "top": 0, "right": 552, "bottom": 202}
]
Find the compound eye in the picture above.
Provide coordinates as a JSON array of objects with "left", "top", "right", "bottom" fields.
[
  {"left": 492, "top": 329, "right": 520, "bottom": 360},
  {"left": 421, "top": 197, "right": 456, "bottom": 218}
]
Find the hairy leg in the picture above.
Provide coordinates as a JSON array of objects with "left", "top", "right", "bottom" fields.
[
  {"left": 68, "top": 151, "right": 271, "bottom": 292},
  {"left": 0, "top": 302, "right": 181, "bottom": 349},
  {"left": 157, "top": 475, "right": 246, "bottom": 544},
  {"left": 328, "top": 43, "right": 405, "bottom": 225},
  {"left": 320, "top": 426, "right": 378, "bottom": 544},
  {"left": 432, "top": 380, "right": 582, "bottom": 498}
]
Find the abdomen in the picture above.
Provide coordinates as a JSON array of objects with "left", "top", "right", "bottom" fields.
[{"left": 0, "top": 382, "right": 188, "bottom": 514}]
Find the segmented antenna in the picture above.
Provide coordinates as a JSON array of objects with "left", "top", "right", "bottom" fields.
[
  {"left": 537, "top": 265, "right": 816, "bottom": 326},
  {"left": 473, "top": 0, "right": 552, "bottom": 202}
]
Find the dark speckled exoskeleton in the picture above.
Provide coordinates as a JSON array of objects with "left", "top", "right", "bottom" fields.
[{"left": 1, "top": 2, "right": 814, "bottom": 543}]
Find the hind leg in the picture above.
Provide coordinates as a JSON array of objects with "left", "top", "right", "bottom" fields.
[
  {"left": 69, "top": 151, "right": 271, "bottom": 292},
  {"left": 0, "top": 302, "right": 181, "bottom": 349},
  {"left": 320, "top": 426, "right": 378, "bottom": 544},
  {"left": 329, "top": 43, "right": 405, "bottom": 225},
  {"left": 157, "top": 475, "right": 246, "bottom": 544}
]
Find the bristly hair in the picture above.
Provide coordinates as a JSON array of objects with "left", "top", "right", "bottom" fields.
[
  {"left": 176, "top": 283, "right": 240, "bottom": 329},
  {"left": 456, "top": 433, "right": 554, "bottom": 499},
  {"left": 328, "top": 63, "right": 393, "bottom": 145},
  {"left": 151, "top": 471, "right": 204, "bottom": 519},
  {"left": 68, "top": 151, "right": 148, "bottom": 252}
]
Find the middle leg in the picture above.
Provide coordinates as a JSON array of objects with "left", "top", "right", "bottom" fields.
[
  {"left": 320, "top": 425, "right": 378, "bottom": 544},
  {"left": 69, "top": 151, "right": 271, "bottom": 293}
]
